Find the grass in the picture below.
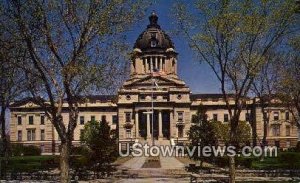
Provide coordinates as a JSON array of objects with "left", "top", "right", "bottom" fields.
[
  {"left": 241, "top": 152, "right": 300, "bottom": 170},
  {"left": 1, "top": 155, "right": 59, "bottom": 172}
]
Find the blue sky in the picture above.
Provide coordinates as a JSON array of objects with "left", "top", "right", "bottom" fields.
[{"left": 124, "top": 0, "right": 220, "bottom": 94}]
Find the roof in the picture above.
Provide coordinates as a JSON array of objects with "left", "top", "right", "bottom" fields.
[
  {"left": 9, "top": 95, "right": 117, "bottom": 108},
  {"left": 134, "top": 12, "right": 174, "bottom": 52},
  {"left": 190, "top": 94, "right": 236, "bottom": 100}
]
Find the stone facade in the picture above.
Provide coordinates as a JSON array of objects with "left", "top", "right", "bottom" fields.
[{"left": 9, "top": 13, "right": 299, "bottom": 154}]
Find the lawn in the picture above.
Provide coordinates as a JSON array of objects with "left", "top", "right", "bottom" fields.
[
  {"left": 251, "top": 152, "right": 300, "bottom": 169},
  {"left": 0, "top": 155, "right": 59, "bottom": 172}
]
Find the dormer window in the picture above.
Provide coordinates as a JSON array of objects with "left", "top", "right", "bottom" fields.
[{"left": 151, "top": 40, "right": 157, "bottom": 47}]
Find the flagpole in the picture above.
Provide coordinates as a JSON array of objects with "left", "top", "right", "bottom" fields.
[{"left": 151, "top": 70, "right": 155, "bottom": 146}]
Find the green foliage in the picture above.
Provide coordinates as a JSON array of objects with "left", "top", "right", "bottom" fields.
[
  {"left": 71, "top": 146, "right": 90, "bottom": 156},
  {"left": 0, "top": 156, "right": 58, "bottom": 172},
  {"left": 251, "top": 152, "right": 300, "bottom": 169},
  {"left": 212, "top": 121, "right": 251, "bottom": 147},
  {"left": 80, "top": 120, "right": 118, "bottom": 173},
  {"left": 188, "top": 106, "right": 218, "bottom": 162},
  {"left": 297, "top": 141, "right": 300, "bottom": 152},
  {"left": 11, "top": 144, "right": 41, "bottom": 156},
  {"left": 278, "top": 152, "right": 300, "bottom": 169},
  {"left": 207, "top": 156, "right": 257, "bottom": 168}
]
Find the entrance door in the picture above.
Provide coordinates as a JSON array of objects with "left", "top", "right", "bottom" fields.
[
  {"left": 162, "top": 111, "right": 170, "bottom": 139},
  {"left": 138, "top": 111, "right": 147, "bottom": 139}
]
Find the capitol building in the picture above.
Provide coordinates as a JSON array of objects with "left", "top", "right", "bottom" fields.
[{"left": 9, "top": 13, "right": 299, "bottom": 154}]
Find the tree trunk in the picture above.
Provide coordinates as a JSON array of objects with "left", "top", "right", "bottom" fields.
[
  {"left": 0, "top": 106, "right": 8, "bottom": 179},
  {"left": 0, "top": 107, "right": 7, "bottom": 157},
  {"left": 229, "top": 116, "right": 238, "bottom": 183},
  {"left": 60, "top": 139, "right": 71, "bottom": 183},
  {"left": 261, "top": 106, "right": 268, "bottom": 161},
  {"left": 229, "top": 156, "right": 235, "bottom": 183}
]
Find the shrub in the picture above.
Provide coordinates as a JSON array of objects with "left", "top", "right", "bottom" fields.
[
  {"left": 11, "top": 144, "right": 41, "bottom": 156},
  {"left": 296, "top": 141, "right": 300, "bottom": 152},
  {"left": 23, "top": 145, "right": 41, "bottom": 156},
  {"left": 236, "top": 157, "right": 257, "bottom": 168},
  {"left": 11, "top": 143, "right": 24, "bottom": 156},
  {"left": 71, "top": 146, "right": 90, "bottom": 156},
  {"left": 278, "top": 152, "right": 300, "bottom": 168}
]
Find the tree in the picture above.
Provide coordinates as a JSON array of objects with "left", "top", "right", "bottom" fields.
[
  {"left": 188, "top": 106, "right": 218, "bottom": 166},
  {"left": 0, "top": 13, "right": 26, "bottom": 177},
  {"left": 212, "top": 121, "right": 251, "bottom": 149},
  {"left": 80, "top": 120, "right": 117, "bottom": 176},
  {"left": 174, "top": 0, "right": 297, "bottom": 182},
  {"left": 2, "top": 1, "right": 147, "bottom": 182},
  {"left": 277, "top": 35, "right": 300, "bottom": 141},
  {"left": 251, "top": 51, "right": 281, "bottom": 156}
]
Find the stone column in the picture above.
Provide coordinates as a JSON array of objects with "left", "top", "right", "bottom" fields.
[
  {"left": 159, "top": 57, "right": 162, "bottom": 71},
  {"left": 158, "top": 110, "right": 163, "bottom": 140},
  {"left": 155, "top": 57, "right": 158, "bottom": 70},
  {"left": 174, "top": 59, "right": 177, "bottom": 74},
  {"left": 143, "top": 58, "right": 146, "bottom": 73},
  {"left": 145, "top": 57, "right": 149, "bottom": 73},
  {"left": 170, "top": 110, "right": 173, "bottom": 138},
  {"left": 147, "top": 113, "right": 151, "bottom": 139},
  {"left": 163, "top": 57, "right": 166, "bottom": 72},
  {"left": 135, "top": 112, "right": 139, "bottom": 138},
  {"left": 130, "top": 60, "right": 134, "bottom": 74},
  {"left": 150, "top": 57, "right": 153, "bottom": 72}
]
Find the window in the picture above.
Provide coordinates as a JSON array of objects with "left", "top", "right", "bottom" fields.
[
  {"left": 177, "top": 95, "right": 182, "bottom": 100},
  {"left": 153, "top": 95, "right": 157, "bottom": 100},
  {"left": 178, "top": 112, "right": 183, "bottom": 122},
  {"left": 178, "top": 126, "right": 183, "bottom": 138},
  {"left": 163, "top": 95, "right": 168, "bottom": 100},
  {"left": 101, "top": 115, "right": 106, "bottom": 122},
  {"left": 140, "top": 96, "right": 146, "bottom": 100},
  {"left": 17, "top": 130, "right": 22, "bottom": 141},
  {"left": 150, "top": 40, "right": 157, "bottom": 47},
  {"left": 224, "top": 114, "right": 229, "bottom": 122},
  {"left": 125, "top": 112, "right": 131, "bottom": 123},
  {"left": 27, "top": 129, "right": 36, "bottom": 141},
  {"left": 286, "top": 126, "right": 291, "bottom": 136},
  {"left": 213, "top": 114, "right": 218, "bottom": 121},
  {"left": 126, "top": 129, "right": 131, "bottom": 138},
  {"left": 245, "top": 113, "right": 250, "bottom": 122},
  {"left": 112, "top": 115, "right": 118, "bottom": 125},
  {"left": 17, "top": 116, "right": 22, "bottom": 125},
  {"left": 80, "top": 116, "right": 85, "bottom": 125},
  {"left": 40, "top": 115, "right": 45, "bottom": 125},
  {"left": 91, "top": 115, "right": 95, "bottom": 121},
  {"left": 285, "top": 112, "right": 290, "bottom": 120},
  {"left": 126, "top": 95, "right": 131, "bottom": 100},
  {"left": 273, "top": 112, "right": 279, "bottom": 121},
  {"left": 272, "top": 125, "right": 280, "bottom": 136},
  {"left": 41, "top": 129, "right": 45, "bottom": 141},
  {"left": 29, "top": 116, "right": 34, "bottom": 125}
]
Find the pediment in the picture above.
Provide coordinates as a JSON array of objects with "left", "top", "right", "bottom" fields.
[{"left": 123, "top": 75, "right": 186, "bottom": 87}]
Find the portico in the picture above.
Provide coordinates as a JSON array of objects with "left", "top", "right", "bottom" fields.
[{"left": 134, "top": 109, "right": 171, "bottom": 140}]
